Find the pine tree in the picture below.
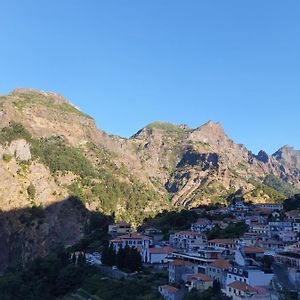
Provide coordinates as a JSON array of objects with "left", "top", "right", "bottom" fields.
[
  {"left": 71, "top": 253, "right": 76, "bottom": 265},
  {"left": 116, "top": 246, "right": 126, "bottom": 269},
  {"left": 107, "top": 243, "right": 116, "bottom": 266}
]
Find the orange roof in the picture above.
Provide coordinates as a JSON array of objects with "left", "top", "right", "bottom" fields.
[
  {"left": 160, "top": 285, "right": 178, "bottom": 293},
  {"left": 170, "top": 259, "right": 194, "bottom": 266},
  {"left": 243, "top": 246, "right": 266, "bottom": 254},
  {"left": 118, "top": 234, "right": 152, "bottom": 240},
  {"left": 208, "top": 239, "right": 235, "bottom": 244},
  {"left": 149, "top": 247, "right": 174, "bottom": 254},
  {"left": 209, "top": 258, "right": 231, "bottom": 269},
  {"left": 187, "top": 273, "right": 213, "bottom": 282},
  {"left": 228, "top": 281, "right": 256, "bottom": 293}
]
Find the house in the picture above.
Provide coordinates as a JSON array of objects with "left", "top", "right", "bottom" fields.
[
  {"left": 225, "top": 266, "right": 273, "bottom": 287},
  {"left": 242, "top": 246, "right": 266, "bottom": 260},
  {"left": 274, "top": 251, "right": 300, "bottom": 269},
  {"left": 240, "top": 232, "right": 261, "bottom": 247},
  {"left": 278, "top": 230, "right": 297, "bottom": 243},
  {"left": 143, "top": 246, "right": 174, "bottom": 264},
  {"left": 225, "top": 281, "right": 256, "bottom": 299},
  {"left": 168, "top": 259, "right": 196, "bottom": 284},
  {"left": 185, "top": 273, "right": 213, "bottom": 292},
  {"left": 229, "top": 200, "right": 249, "bottom": 212},
  {"left": 250, "top": 223, "right": 269, "bottom": 236},
  {"left": 208, "top": 239, "right": 237, "bottom": 250},
  {"left": 286, "top": 210, "right": 300, "bottom": 221},
  {"left": 256, "top": 240, "right": 284, "bottom": 251},
  {"left": 158, "top": 285, "right": 185, "bottom": 300},
  {"left": 110, "top": 233, "right": 153, "bottom": 252},
  {"left": 206, "top": 258, "right": 232, "bottom": 287},
  {"left": 191, "top": 218, "right": 213, "bottom": 232},
  {"left": 253, "top": 203, "right": 283, "bottom": 211},
  {"left": 108, "top": 222, "right": 131, "bottom": 235},
  {"left": 171, "top": 247, "right": 223, "bottom": 271},
  {"left": 143, "top": 227, "right": 164, "bottom": 242},
  {"left": 169, "top": 231, "right": 207, "bottom": 250},
  {"left": 292, "top": 221, "right": 300, "bottom": 233}
]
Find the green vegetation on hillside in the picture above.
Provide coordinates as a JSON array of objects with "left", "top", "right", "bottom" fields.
[
  {"left": 146, "top": 121, "right": 188, "bottom": 133},
  {"left": 31, "top": 137, "right": 96, "bottom": 178},
  {"left": 263, "top": 174, "right": 299, "bottom": 197},
  {"left": 0, "top": 122, "right": 32, "bottom": 144},
  {"left": 142, "top": 209, "right": 198, "bottom": 233},
  {"left": 0, "top": 248, "right": 165, "bottom": 300},
  {"left": 206, "top": 222, "right": 248, "bottom": 240},
  {"left": 12, "top": 92, "right": 92, "bottom": 119},
  {"left": 0, "top": 122, "right": 168, "bottom": 225}
]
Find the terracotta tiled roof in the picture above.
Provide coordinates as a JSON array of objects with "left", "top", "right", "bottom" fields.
[
  {"left": 208, "top": 239, "right": 235, "bottom": 244},
  {"left": 187, "top": 273, "right": 213, "bottom": 282},
  {"left": 170, "top": 259, "right": 194, "bottom": 266},
  {"left": 228, "top": 281, "right": 256, "bottom": 293},
  {"left": 159, "top": 285, "right": 178, "bottom": 293},
  {"left": 118, "top": 234, "right": 152, "bottom": 240},
  {"left": 149, "top": 247, "right": 174, "bottom": 254},
  {"left": 209, "top": 258, "right": 231, "bottom": 269},
  {"left": 243, "top": 246, "right": 266, "bottom": 254}
]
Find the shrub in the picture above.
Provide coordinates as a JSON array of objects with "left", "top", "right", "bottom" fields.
[{"left": 2, "top": 153, "right": 13, "bottom": 162}]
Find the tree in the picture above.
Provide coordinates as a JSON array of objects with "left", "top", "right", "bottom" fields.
[
  {"left": 116, "top": 246, "right": 126, "bottom": 269},
  {"left": 71, "top": 253, "right": 76, "bottom": 264}
]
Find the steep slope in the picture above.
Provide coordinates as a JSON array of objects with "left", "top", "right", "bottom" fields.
[{"left": 0, "top": 88, "right": 300, "bottom": 271}]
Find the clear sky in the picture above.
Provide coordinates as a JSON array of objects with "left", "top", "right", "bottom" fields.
[{"left": 0, "top": 1, "right": 299, "bottom": 154}]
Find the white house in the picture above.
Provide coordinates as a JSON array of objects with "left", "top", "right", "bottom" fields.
[
  {"left": 143, "top": 246, "right": 174, "bottom": 264},
  {"left": 169, "top": 231, "right": 207, "bottom": 250},
  {"left": 110, "top": 233, "right": 153, "bottom": 252},
  {"left": 108, "top": 222, "right": 131, "bottom": 235},
  {"left": 191, "top": 218, "right": 213, "bottom": 232},
  {"left": 225, "top": 266, "right": 273, "bottom": 287},
  {"left": 225, "top": 281, "right": 270, "bottom": 300}
]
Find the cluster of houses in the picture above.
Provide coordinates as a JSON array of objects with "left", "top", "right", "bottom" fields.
[{"left": 108, "top": 201, "right": 300, "bottom": 299}]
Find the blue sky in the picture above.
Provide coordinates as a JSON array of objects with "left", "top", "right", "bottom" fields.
[{"left": 0, "top": 1, "right": 299, "bottom": 154}]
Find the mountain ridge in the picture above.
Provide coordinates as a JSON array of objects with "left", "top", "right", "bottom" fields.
[{"left": 0, "top": 88, "right": 299, "bottom": 271}]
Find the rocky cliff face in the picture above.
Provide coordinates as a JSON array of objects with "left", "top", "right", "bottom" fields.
[{"left": 0, "top": 88, "right": 299, "bottom": 271}]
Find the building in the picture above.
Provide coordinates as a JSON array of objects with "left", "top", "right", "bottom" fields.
[
  {"left": 169, "top": 231, "right": 207, "bottom": 250},
  {"left": 171, "top": 247, "right": 223, "bottom": 271},
  {"left": 250, "top": 224, "right": 269, "bottom": 236},
  {"left": 253, "top": 203, "right": 283, "bottom": 211},
  {"left": 225, "top": 281, "right": 270, "bottom": 300},
  {"left": 110, "top": 233, "right": 153, "bottom": 252},
  {"left": 191, "top": 218, "right": 213, "bottom": 232},
  {"left": 208, "top": 239, "right": 237, "bottom": 250},
  {"left": 185, "top": 273, "right": 213, "bottom": 292},
  {"left": 256, "top": 240, "right": 284, "bottom": 251},
  {"left": 168, "top": 259, "right": 196, "bottom": 284},
  {"left": 242, "top": 246, "right": 266, "bottom": 260},
  {"left": 292, "top": 221, "right": 300, "bottom": 233},
  {"left": 274, "top": 251, "right": 300, "bottom": 269},
  {"left": 108, "top": 222, "right": 131, "bottom": 235},
  {"left": 278, "top": 230, "right": 297, "bottom": 243},
  {"left": 143, "top": 246, "right": 174, "bottom": 264},
  {"left": 206, "top": 258, "right": 232, "bottom": 287},
  {"left": 158, "top": 285, "right": 185, "bottom": 300},
  {"left": 286, "top": 210, "right": 300, "bottom": 221},
  {"left": 225, "top": 266, "right": 273, "bottom": 287}
]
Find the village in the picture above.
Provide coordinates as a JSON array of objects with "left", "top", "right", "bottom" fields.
[{"left": 98, "top": 200, "right": 300, "bottom": 300}]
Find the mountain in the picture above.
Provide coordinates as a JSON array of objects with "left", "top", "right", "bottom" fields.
[{"left": 0, "top": 88, "right": 299, "bottom": 270}]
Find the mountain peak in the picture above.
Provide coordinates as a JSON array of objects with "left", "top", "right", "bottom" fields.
[{"left": 10, "top": 88, "right": 71, "bottom": 106}]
